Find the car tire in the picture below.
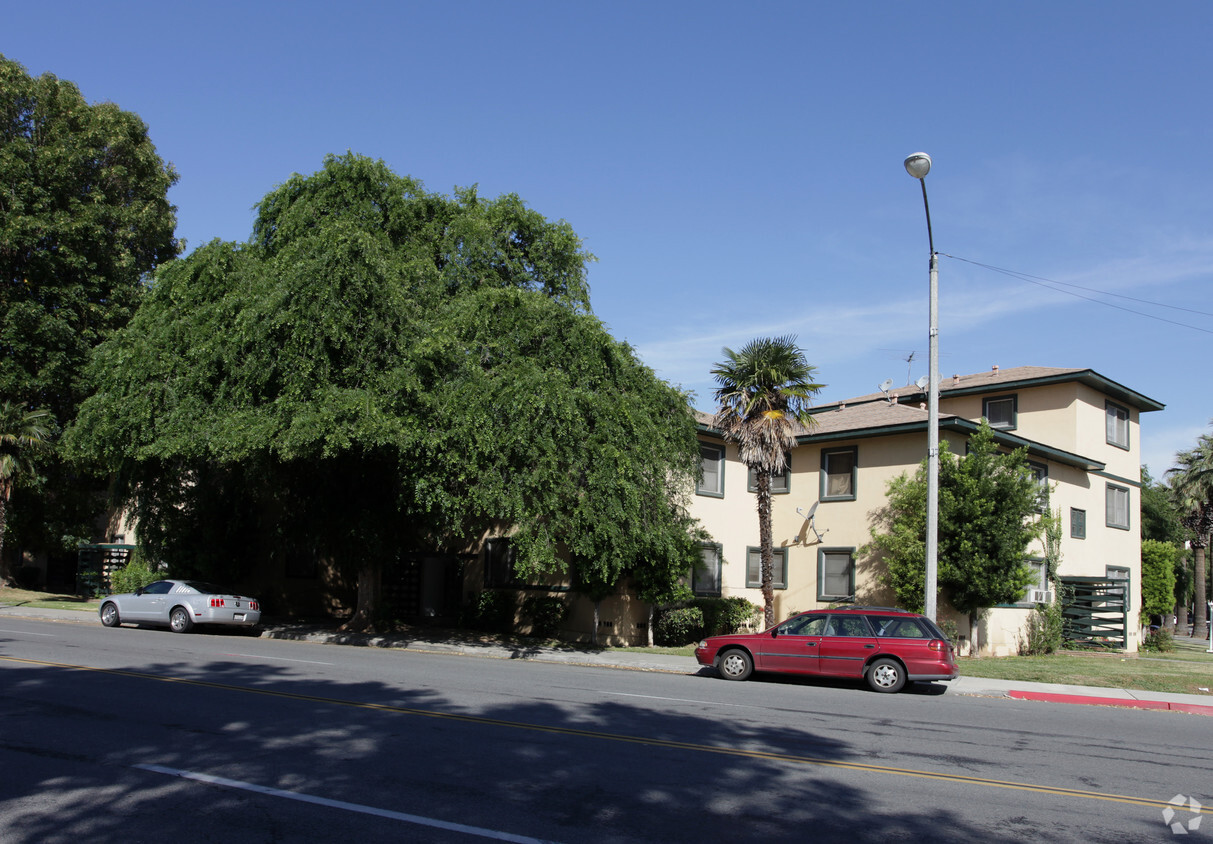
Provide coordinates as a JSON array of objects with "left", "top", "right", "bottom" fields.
[
  {"left": 717, "top": 649, "right": 753, "bottom": 681},
  {"left": 100, "top": 602, "right": 121, "bottom": 628},
  {"left": 169, "top": 606, "right": 194, "bottom": 634},
  {"left": 867, "top": 657, "right": 906, "bottom": 693}
]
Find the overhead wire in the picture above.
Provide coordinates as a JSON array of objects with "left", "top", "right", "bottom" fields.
[{"left": 940, "top": 253, "right": 1213, "bottom": 336}]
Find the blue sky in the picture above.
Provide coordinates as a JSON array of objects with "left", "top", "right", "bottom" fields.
[{"left": 7, "top": 1, "right": 1212, "bottom": 476}]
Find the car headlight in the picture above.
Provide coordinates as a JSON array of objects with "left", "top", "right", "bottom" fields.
[{"left": 697, "top": 640, "right": 708, "bottom": 649}]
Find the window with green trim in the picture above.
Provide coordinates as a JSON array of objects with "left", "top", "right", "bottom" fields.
[
  {"left": 697, "top": 442, "right": 725, "bottom": 497},
  {"left": 1106, "top": 402, "right": 1129, "bottom": 449},
  {"left": 817, "top": 548, "right": 854, "bottom": 601},
  {"left": 821, "top": 447, "right": 857, "bottom": 501},
  {"left": 748, "top": 452, "right": 790, "bottom": 494},
  {"left": 983, "top": 394, "right": 1017, "bottom": 430},
  {"left": 1106, "top": 484, "right": 1130, "bottom": 530},
  {"left": 693, "top": 544, "right": 722, "bottom": 597},
  {"left": 746, "top": 547, "right": 787, "bottom": 589}
]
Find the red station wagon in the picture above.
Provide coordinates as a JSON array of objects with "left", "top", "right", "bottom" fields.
[{"left": 695, "top": 606, "right": 959, "bottom": 693}]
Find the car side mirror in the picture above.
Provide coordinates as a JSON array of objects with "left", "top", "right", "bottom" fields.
[
  {"left": 770, "top": 628, "right": 778, "bottom": 638},
  {"left": 134, "top": 587, "right": 143, "bottom": 596}
]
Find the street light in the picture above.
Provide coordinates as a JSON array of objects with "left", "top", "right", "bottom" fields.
[{"left": 904, "top": 152, "right": 939, "bottom": 623}]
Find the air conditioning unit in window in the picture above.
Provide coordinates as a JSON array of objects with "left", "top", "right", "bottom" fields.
[{"left": 1028, "top": 589, "right": 1053, "bottom": 603}]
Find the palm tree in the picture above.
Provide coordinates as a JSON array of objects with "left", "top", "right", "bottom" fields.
[
  {"left": 712, "top": 336, "right": 822, "bottom": 629},
  {"left": 0, "top": 402, "right": 55, "bottom": 580},
  {"left": 1168, "top": 431, "right": 1213, "bottom": 641}
]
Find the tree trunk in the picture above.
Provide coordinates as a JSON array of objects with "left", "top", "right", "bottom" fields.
[
  {"left": 756, "top": 470, "right": 775, "bottom": 629},
  {"left": 969, "top": 611, "right": 981, "bottom": 657},
  {"left": 647, "top": 604, "right": 655, "bottom": 647},
  {"left": 1193, "top": 542, "right": 1208, "bottom": 641},
  {"left": 343, "top": 559, "right": 383, "bottom": 633},
  {"left": 592, "top": 599, "right": 601, "bottom": 646}
]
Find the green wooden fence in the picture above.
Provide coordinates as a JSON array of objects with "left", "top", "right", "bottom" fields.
[{"left": 1059, "top": 576, "right": 1129, "bottom": 649}]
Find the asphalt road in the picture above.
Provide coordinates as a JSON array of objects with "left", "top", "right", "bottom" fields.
[{"left": 1, "top": 617, "right": 1208, "bottom": 843}]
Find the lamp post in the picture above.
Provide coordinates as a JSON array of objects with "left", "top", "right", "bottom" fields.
[{"left": 904, "top": 152, "right": 938, "bottom": 622}]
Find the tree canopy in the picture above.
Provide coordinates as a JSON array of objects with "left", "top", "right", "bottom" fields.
[
  {"left": 865, "top": 422, "right": 1041, "bottom": 651},
  {"left": 68, "top": 153, "right": 703, "bottom": 626},
  {"left": 1, "top": 54, "right": 179, "bottom": 422},
  {"left": 1, "top": 54, "right": 178, "bottom": 566}
]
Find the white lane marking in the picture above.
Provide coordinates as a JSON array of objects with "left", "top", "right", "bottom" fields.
[
  {"left": 0, "top": 628, "right": 55, "bottom": 636},
  {"left": 136, "top": 764, "right": 559, "bottom": 844},
  {"left": 222, "top": 653, "right": 334, "bottom": 665}
]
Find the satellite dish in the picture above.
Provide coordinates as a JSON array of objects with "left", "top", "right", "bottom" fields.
[
  {"left": 879, "top": 379, "right": 894, "bottom": 393},
  {"left": 915, "top": 376, "right": 929, "bottom": 390}
]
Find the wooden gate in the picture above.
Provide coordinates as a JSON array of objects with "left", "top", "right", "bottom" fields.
[{"left": 1059, "top": 576, "right": 1129, "bottom": 649}]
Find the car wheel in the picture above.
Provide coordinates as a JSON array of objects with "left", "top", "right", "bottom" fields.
[
  {"left": 717, "top": 649, "right": 753, "bottom": 681},
  {"left": 867, "top": 657, "right": 906, "bottom": 693},
  {"left": 100, "top": 602, "right": 121, "bottom": 628},
  {"left": 169, "top": 606, "right": 194, "bottom": 634}
]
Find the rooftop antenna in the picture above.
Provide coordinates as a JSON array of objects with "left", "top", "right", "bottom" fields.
[{"left": 904, "top": 351, "right": 917, "bottom": 384}]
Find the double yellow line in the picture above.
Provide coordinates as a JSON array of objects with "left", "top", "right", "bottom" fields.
[{"left": 3, "top": 653, "right": 1207, "bottom": 816}]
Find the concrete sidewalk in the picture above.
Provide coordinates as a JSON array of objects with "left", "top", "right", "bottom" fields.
[{"left": 4, "top": 604, "right": 1212, "bottom": 715}]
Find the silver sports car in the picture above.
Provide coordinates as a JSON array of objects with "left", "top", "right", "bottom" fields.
[{"left": 99, "top": 579, "right": 262, "bottom": 633}]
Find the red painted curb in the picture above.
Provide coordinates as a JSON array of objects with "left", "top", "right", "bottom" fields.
[{"left": 1009, "top": 690, "right": 1213, "bottom": 716}]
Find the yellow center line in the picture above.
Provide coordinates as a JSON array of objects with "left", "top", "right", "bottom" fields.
[{"left": 4, "top": 654, "right": 1208, "bottom": 815}]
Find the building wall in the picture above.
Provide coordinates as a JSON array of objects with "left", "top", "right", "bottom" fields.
[{"left": 690, "top": 375, "right": 1149, "bottom": 655}]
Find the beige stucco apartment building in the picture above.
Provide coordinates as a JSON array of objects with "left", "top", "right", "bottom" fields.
[{"left": 688, "top": 366, "right": 1164, "bottom": 655}]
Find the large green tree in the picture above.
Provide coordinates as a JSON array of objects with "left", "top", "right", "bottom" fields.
[
  {"left": 0, "top": 55, "right": 179, "bottom": 562},
  {"left": 711, "top": 336, "right": 822, "bottom": 629},
  {"left": 68, "top": 153, "right": 702, "bottom": 629},
  {"left": 1168, "top": 432, "right": 1213, "bottom": 640},
  {"left": 866, "top": 422, "right": 1041, "bottom": 653},
  {"left": 1140, "top": 539, "right": 1179, "bottom": 626}
]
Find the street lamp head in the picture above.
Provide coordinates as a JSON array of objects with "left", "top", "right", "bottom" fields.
[{"left": 904, "top": 152, "right": 932, "bottom": 180}]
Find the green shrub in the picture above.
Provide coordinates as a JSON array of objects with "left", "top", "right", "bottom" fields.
[
  {"left": 464, "top": 590, "right": 515, "bottom": 633},
  {"left": 1141, "top": 628, "right": 1175, "bottom": 653},
  {"left": 654, "top": 606, "right": 705, "bottom": 645},
  {"left": 109, "top": 555, "right": 160, "bottom": 595},
  {"left": 522, "top": 594, "right": 568, "bottom": 638},
  {"left": 1017, "top": 601, "right": 1064, "bottom": 655},
  {"left": 694, "top": 596, "right": 760, "bottom": 635}
]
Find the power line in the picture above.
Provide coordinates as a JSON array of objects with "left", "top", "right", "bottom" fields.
[{"left": 941, "top": 254, "right": 1213, "bottom": 336}]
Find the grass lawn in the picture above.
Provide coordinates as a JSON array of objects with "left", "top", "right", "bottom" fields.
[
  {"left": 958, "top": 640, "right": 1213, "bottom": 696},
  {"left": 0, "top": 587, "right": 100, "bottom": 612}
]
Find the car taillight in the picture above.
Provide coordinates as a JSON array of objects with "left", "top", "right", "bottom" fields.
[
  {"left": 250, "top": 600, "right": 259, "bottom": 611},
  {"left": 210, "top": 597, "right": 226, "bottom": 608},
  {"left": 927, "top": 639, "right": 944, "bottom": 652}
]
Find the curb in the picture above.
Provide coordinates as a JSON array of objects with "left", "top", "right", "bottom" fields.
[{"left": 1009, "top": 690, "right": 1213, "bottom": 717}]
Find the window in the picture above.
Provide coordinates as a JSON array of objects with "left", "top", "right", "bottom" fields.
[
  {"left": 1070, "top": 507, "right": 1086, "bottom": 539},
  {"left": 983, "top": 395, "right": 1017, "bottom": 430},
  {"left": 779, "top": 614, "right": 827, "bottom": 636},
  {"left": 1028, "top": 461, "right": 1049, "bottom": 512},
  {"left": 747, "top": 452, "right": 790, "bottom": 494},
  {"left": 697, "top": 443, "right": 725, "bottom": 497},
  {"left": 821, "top": 447, "right": 857, "bottom": 501},
  {"left": 746, "top": 547, "right": 787, "bottom": 589},
  {"left": 1106, "top": 484, "right": 1130, "bottom": 530},
  {"left": 824, "top": 615, "right": 871, "bottom": 637},
  {"left": 484, "top": 537, "right": 516, "bottom": 587},
  {"left": 1107, "top": 565, "right": 1130, "bottom": 599},
  {"left": 693, "top": 544, "right": 722, "bottom": 597},
  {"left": 817, "top": 548, "right": 855, "bottom": 601},
  {"left": 1018, "top": 559, "right": 1048, "bottom": 605},
  {"left": 1105, "top": 402, "right": 1129, "bottom": 449}
]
